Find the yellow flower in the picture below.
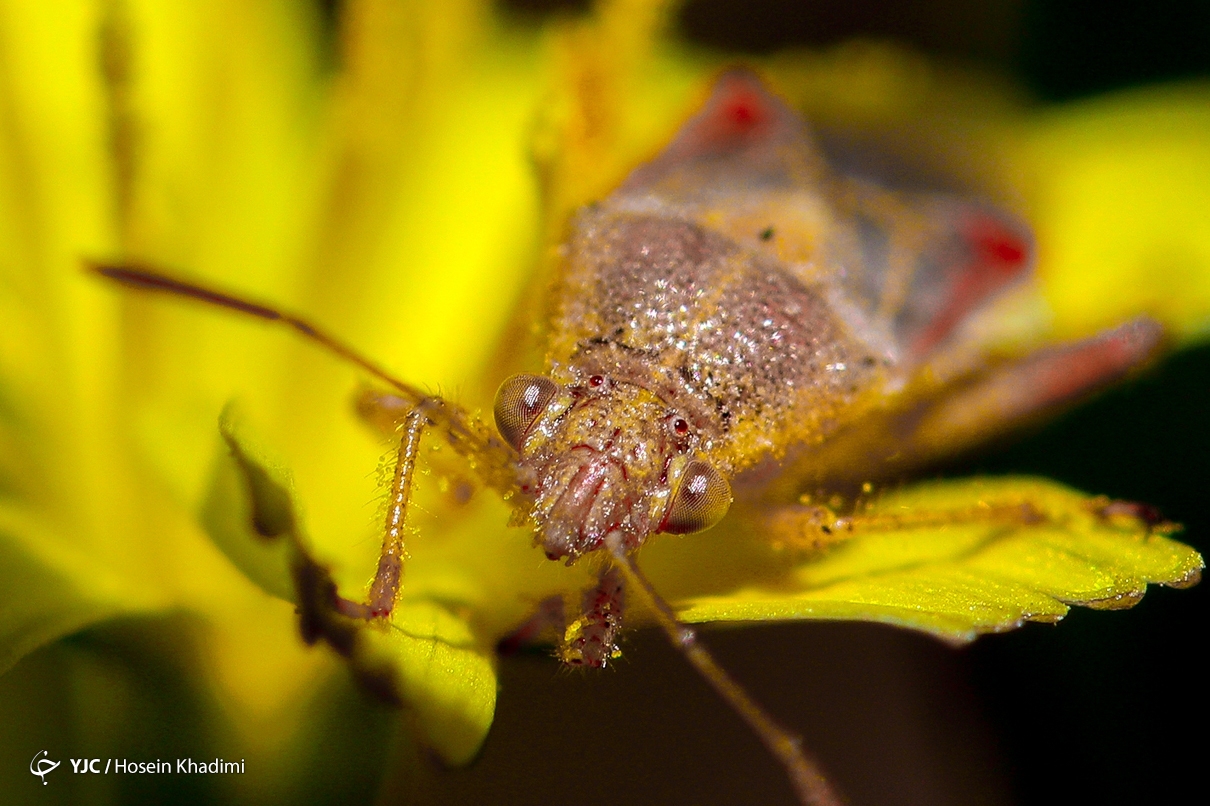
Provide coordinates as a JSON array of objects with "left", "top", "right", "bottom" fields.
[{"left": 0, "top": 1, "right": 1206, "bottom": 802}]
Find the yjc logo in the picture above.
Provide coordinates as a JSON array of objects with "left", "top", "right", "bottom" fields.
[{"left": 29, "top": 750, "right": 60, "bottom": 785}]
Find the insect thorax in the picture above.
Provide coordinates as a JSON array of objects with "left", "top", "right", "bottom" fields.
[{"left": 546, "top": 206, "right": 883, "bottom": 477}]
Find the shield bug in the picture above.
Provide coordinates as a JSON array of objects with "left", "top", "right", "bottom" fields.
[{"left": 93, "top": 70, "right": 1170, "bottom": 806}]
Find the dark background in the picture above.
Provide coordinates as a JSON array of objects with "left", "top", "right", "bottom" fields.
[{"left": 462, "top": 2, "right": 1210, "bottom": 805}]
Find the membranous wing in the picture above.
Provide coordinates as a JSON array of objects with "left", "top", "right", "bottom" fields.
[{"left": 611, "top": 69, "right": 1034, "bottom": 371}]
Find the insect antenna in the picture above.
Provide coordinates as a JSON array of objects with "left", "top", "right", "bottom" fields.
[
  {"left": 87, "top": 261, "right": 426, "bottom": 404},
  {"left": 605, "top": 538, "right": 843, "bottom": 806}
]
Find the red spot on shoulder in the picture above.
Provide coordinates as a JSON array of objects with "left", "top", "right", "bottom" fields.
[
  {"left": 908, "top": 212, "right": 1033, "bottom": 359},
  {"left": 968, "top": 216, "right": 1029, "bottom": 274},
  {"left": 724, "top": 90, "right": 765, "bottom": 128},
  {"left": 714, "top": 86, "right": 769, "bottom": 139},
  {"left": 685, "top": 77, "right": 777, "bottom": 153}
]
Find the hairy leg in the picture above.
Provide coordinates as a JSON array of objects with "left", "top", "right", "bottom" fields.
[
  {"left": 496, "top": 568, "right": 625, "bottom": 666},
  {"left": 755, "top": 495, "right": 1049, "bottom": 554},
  {"left": 333, "top": 408, "right": 426, "bottom": 620},
  {"left": 910, "top": 316, "right": 1164, "bottom": 452},
  {"left": 355, "top": 387, "right": 518, "bottom": 495},
  {"left": 558, "top": 567, "right": 625, "bottom": 668},
  {"left": 754, "top": 481, "right": 1175, "bottom": 555}
]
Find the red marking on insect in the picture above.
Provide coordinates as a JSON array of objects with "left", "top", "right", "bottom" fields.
[
  {"left": 968, "top": 214, "right": 1029, "bottom": 269},
  {"left": 720, "top": 86, "right": 767, "bottom": 129},
  {"left": 1095, "top": 499, "right": 1167, "bottom": 527},
  {"left": 691, "top": 75, "right": 777, "bottom": 151},
  {"left": 909, "top": 212, "right": 1034, "bottom": 356},
  {"left": 1029, "top": 319, "right": 1161, "bottom": 407}
]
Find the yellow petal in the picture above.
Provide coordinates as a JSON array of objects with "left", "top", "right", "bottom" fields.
[
  {"left": 0, "top": 502, "right": 163, "bottom": 676},
  {"left": 1014, "top": 84, "right": 1210, "bottom": 341}
]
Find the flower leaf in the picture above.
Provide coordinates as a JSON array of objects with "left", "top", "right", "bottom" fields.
[
  {"left": 199, "top": 409, "right": 497, "bottom": 765},
  {"left": 0, "top": 504, "right": 160, "bottom": 676},
  {"left": 198, "top": 407, "right": 301, "bottom": 604},
  {"left": 671, "top": 477, "right": 1203, "bottom": 642},
  {"left": 355, "top": 603, "right": 497, "bottom": 767}
]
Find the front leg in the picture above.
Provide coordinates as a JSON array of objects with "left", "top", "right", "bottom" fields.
[
  {"left": 341, "top": 388, "right": 526, "bottom": 621},
  {"left": 753, "top": 482, "right": 1176, "bottom": 555},
  {"left": 339, "top": 391, "right": 524, "bottom": 622},
  {"left": 356, "top": 387, "right": 519, "bottom": 496},
  {"left": 559, "top": 567, "right": 626, "bottom": 668},
  {"left": 333, "top": 407, "right": 428, "bottom": 620}
]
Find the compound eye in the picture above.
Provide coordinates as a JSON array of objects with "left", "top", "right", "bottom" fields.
[
  {"left": 661, "top": 460, "right": 732, "bottom": 535},
  {"left": 494, "top": 374, "right": 559, "bottom": 450}
]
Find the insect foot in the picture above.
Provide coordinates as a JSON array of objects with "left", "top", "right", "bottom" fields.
[{"left": 558, "top": 568, "right": 625, "bottom": 667}]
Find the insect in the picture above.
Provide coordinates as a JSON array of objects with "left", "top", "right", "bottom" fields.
[{"left": 93, "top": 70, "right": 1164, "bottom": 806}]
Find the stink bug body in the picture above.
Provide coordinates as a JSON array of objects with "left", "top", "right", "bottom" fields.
[{"left": 94, "top": 70, "right": 1170, "bottom": 806}]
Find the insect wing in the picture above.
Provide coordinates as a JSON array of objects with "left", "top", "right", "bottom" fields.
[
  {"left": 613, "top": 69, "right": 1036, "bottom": 370},
  {"left": 886, "top": 197, "right": 1035, "bottom": 364},
  {"left": 617, "top": 69, "right": 823, "bottom": 198}
]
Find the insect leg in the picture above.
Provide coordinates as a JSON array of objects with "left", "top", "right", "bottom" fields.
[
  {"left": 605, "top": 537, "right": 843, "bottom": 806},
  {"left": 500, "top": 569, "right": 627, "bottom": 665},
  {"left": 910, "top": 316, "right": 1164, "bottom": 454},
  {"left": 356, "top": 387, "right": 519, "bottom": 496},
  {"left": 756, "top": 498, "right": 1051, "bottom": 554},
  {"left": 558, "top": 567, "right": 625, "bottom": 667},
  {"left": 756, "top": 488, "right": 1177, "bottom": 555},
  {"left": 334, "top": 407, "right": 427, "bottom": 620}
]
